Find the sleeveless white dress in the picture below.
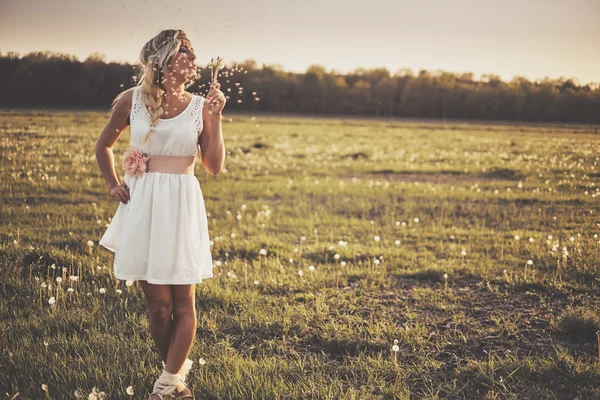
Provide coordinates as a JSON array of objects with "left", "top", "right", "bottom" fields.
[{"left": 99, "top": 86, "right": 214, "bottom": 284}]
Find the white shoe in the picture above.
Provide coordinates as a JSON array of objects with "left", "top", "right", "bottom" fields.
[
  {"left": 162, "top": 358, "right": 194, "bottom": 397},
  {"left": 149, "top": 370, "right": 180, "bottom": 399}
]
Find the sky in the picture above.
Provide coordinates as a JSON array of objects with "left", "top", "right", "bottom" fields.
[{"left": 1, "top": 0, "right": 598, "bottom": 84}]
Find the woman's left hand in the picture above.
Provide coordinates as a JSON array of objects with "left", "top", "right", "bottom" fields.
[{"left": 206, "top": 82, "right": 226, "bottom": 114}]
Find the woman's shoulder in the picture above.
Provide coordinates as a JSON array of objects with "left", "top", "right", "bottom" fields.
[
  {"left": 119, "top": 86, "right": 137, "bottom": 105},
  {"left": 110, "top": 86, "right": 136, "bottom": 116}
]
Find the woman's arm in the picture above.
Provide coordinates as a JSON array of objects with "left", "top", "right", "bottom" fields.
[
  {"left": 199, "top": 98, "right": 225, "bottom": 176},
  {"left": 95, "top": 89, "right": 133, "bottom": 191}
]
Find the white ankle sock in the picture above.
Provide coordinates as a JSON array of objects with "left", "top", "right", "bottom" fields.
[
  {"left": 158, "top": 368, "right": 181, "bottom": 385},
  {"left": 162, "top": 358, "right": 193, "bottom": 377}
]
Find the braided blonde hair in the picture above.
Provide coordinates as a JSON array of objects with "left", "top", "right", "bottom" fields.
[{"left": 109, "top": 29, "right": 191, "bottom": 144}]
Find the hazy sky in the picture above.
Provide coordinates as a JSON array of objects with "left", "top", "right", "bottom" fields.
[{"left": 1, "top": 0, "right": 598, "bottom": 84}]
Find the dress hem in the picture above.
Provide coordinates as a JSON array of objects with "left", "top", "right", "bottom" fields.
[
  {"left": 99, "top": 241, "right": 117, "bottom": 253},
  {"left": 113, "top": 273, "right": 214, "bottom": 285},
  {"left": 101, "top": 242, "right": 214, "bottom": 284}
]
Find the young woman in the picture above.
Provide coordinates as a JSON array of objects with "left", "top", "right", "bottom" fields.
[{"left": 94, "top": 29, "right": 226, "bottom": 399}]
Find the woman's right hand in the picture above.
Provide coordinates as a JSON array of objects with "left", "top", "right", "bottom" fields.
[{"left": 109, "top": 182, "right": 130, "bottom": 204}]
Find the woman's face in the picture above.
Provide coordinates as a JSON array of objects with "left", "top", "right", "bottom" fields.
[{"left": 167, "top": 37, "right": 197, "bottom": 81}]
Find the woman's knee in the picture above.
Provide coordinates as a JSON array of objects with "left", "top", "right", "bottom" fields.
[
  {"left": 171, "top": 284, "right": 196, "bottom": 318},
  {"left": 140, "top": 281, "right": 173, "bottom": 319},
  {"left": 148, "top": 301, "right": 173, "bottom": 323}
]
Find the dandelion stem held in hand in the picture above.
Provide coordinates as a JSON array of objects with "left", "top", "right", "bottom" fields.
[
  {"left": 208, "top": 56, "right": 224, "bottom": 115},
  {"left": 210, "top": 56, "right": 223, "bottom": 85}
]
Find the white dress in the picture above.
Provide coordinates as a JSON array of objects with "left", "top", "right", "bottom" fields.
[{"left": 99, "top": 86, "right": 214, "bottom": 284}]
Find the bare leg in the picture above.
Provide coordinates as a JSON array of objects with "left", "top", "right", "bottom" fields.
[
  {"left": 165, "top": 284, "right": 197, "bottom": 375},
  {"left": 140, "top": 281, "right": 173, "bottom": 367}
]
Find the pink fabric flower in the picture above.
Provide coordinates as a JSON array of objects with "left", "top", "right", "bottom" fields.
[{"left": 122, "top": 146, "right": 150, "bottom": 178}]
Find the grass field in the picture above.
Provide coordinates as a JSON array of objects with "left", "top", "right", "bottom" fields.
[{"left": 2, "top": 109, "right": 600, "bottom": 399}]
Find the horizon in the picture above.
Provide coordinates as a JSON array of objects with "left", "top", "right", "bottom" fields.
[
  {"left": 3, "top": 48, "right": 599, "bottom": 87},
  {"left": 1, "top": 0, "right": 598, "bottom": 85}
]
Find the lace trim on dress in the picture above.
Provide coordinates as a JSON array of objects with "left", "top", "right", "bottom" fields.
[
  {"left": 131, "top": 87, "right": 142, "bottom": 123},
  {"left": 191, "top": 96, "right": 205, "bottom": 136}
]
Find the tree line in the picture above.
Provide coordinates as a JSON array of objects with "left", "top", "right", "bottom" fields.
[{"left": 1, "top": 50, "right": 598, "bottom": 123}]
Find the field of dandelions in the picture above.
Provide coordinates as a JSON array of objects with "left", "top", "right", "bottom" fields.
[{"left": 2, "top": 109, "right": 600, "bottom": 399}]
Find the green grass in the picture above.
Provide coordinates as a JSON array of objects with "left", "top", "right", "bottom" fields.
[{"left": 2, "top": 110, "right": 600, "bottom": 399}]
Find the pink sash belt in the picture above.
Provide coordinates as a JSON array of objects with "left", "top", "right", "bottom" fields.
[
  {"left": 122, "top": 147, "right": 196, "bottom": 178},
  {"left": 147, "top": 154, "right": 196, "bottom": 175}
]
